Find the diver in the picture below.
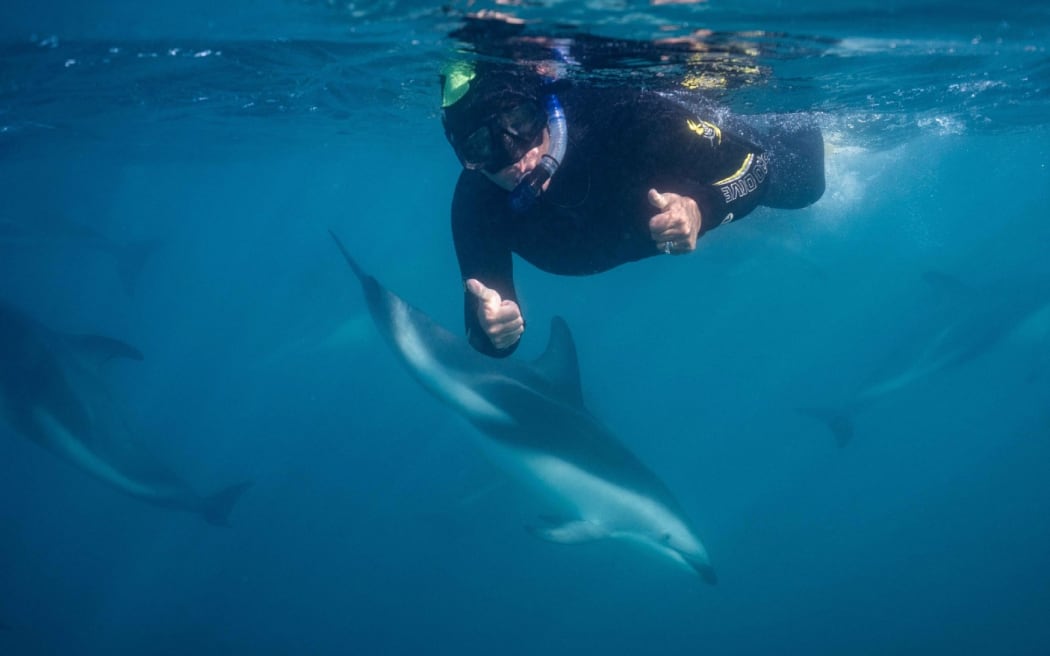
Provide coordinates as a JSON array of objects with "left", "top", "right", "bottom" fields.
[{"left": 442, "top": 60, "right": 826, "bottom": 357}]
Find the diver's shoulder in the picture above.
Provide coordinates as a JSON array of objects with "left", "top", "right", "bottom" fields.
[{"left": 561, "top": 83, "right": 678, "bottom": 113}]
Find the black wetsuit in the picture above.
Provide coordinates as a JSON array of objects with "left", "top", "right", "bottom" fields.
[{"left": 452, "top": 84, "right": 825, "bottom": 357}]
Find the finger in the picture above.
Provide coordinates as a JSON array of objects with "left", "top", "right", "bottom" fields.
[
  {"left": 648, "top": 188, "right": 670, "bottom": 210},
  {"left": 649, "top": 214, "right": 676, "bottom": 240},
  {"left": 653, "top": 228, "right": 684, "bottom": 244},
  {"left": 486, "top": 305, "right": 523, "bottom": 336},
  {"left": 490, "top": 301, "right": 520, "bottom": 322},
  {"left": 465, "top": 278, "right": 501, "bottom": 310},
  {"left": 489, "top": 319, "right": 524, "bottom": 348},
  {"left": 492, "top": 332, "right": 520, "bottom": 350},
  {"left": 491, "top": 324, "right": 523, "bottom": 344},
  {"left": 489, "top": 303, "right": 523, "bottom": 327}
]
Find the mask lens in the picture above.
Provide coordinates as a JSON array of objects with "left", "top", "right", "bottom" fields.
[
  {"left": 500, "top": 103, "right": 545, "bottom": 142},
  {"left": 454, "top": 102, "right": 546, "bottom": 173},
  {"left": 457, "top": 125, "right": 494, "bottom": 171}
]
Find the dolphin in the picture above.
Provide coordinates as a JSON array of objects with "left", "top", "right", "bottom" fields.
[
  {"left": 329, "top": 230, "right": 716, "bottom": 583},
  {"left": 800, "top": 271, "right": 1050, "bottom": 446},
  {"left": 253, "top": 311, "right": 373, "bottom": 371},
  {"left": 0, "top": 301, "right": 250, "bottom": 524},
  {"left": 0, "top": 214, "right": 160, "bottom": 295}
]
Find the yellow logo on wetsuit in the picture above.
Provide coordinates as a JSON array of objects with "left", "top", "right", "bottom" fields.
[{"left": 686, "top": 118, "right": 722, "bottom": 146}]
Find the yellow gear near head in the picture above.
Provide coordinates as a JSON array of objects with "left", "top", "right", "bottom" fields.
[{"left": 441, "top": 61, "right": 477, "bottom": 108}]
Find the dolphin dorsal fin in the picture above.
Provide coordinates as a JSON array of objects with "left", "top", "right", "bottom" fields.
[
  {"left": 532, "top": 316, "right": 585, "bottom": 408},
  {"left": 64, "top": 334, "right": 144, "bottom": 368}
]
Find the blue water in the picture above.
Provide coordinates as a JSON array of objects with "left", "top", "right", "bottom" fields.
[{"left": 1, "top": 1, "right": 1049, "bottom": 654}]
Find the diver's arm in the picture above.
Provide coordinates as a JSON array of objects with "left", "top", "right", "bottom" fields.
[
  {"left": 452, "top": 173, "right": 523, "bottom": 357},
  {"left": 641, "top": 97, "right": 771, "bottom": 240}
]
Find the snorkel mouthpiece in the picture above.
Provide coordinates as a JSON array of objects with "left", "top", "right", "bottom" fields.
[
  {"left": 510, "top": 154, "right": 558, "bottom": 213},
  {"left": 509, "top": 93, "right": 566, "bottom": 213}
]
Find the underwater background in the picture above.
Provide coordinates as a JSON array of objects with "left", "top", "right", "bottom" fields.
[{"left": 1, "top": 1, "right": 1049, "bottom": 654}]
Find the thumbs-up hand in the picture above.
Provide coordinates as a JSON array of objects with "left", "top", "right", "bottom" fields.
[
  {"left": 465, "top": 278, "right": 525, "bottom": 351},
  {"left": 647, "top": 188, "right": 702, "bottom": 255}
]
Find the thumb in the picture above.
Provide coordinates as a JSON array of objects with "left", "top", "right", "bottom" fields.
[
  {"left": 465, "top": 278, "right": 501, "bottom": 309},
  {"left": 648, "top": 188, "right": 669, "bottom": 210}
]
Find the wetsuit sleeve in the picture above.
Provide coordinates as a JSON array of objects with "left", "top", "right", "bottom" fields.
[
  {"left": 451, "top": 171, "right": 520, "bottom": 358},
  {"left": 637, "top": 95, "right": 771, "bottom": 234}
]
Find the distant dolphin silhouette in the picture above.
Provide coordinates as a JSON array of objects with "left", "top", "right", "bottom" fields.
[
  {"left": 0, "top": 214, "right": 160, "bottom": 295},
  {"left": 800, "top": 271, "right": 1050, "bottom": 446},
  {"left": 0, "top": 301, "right": 250, "bottom": 524},
  {"left": 329, "top": 230, "right": 715, "bottom": 583}
]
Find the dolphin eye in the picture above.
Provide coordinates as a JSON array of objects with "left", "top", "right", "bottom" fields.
[{"left": 661, "top": 532, "right": 672, "bottom": 544}]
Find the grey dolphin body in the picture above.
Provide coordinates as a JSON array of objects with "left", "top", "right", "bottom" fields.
[
  {"left": 801, "top": 271, "right": 1050, "bottom": 446},
  {"left": 330, "top": 231, "right": 715, "bottom": 583},
  {"left": 0, "top": 301, "right": 250, "bottom": 524}
]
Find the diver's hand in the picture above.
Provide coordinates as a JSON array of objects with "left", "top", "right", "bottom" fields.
[
  {"left": 465, "top": 279, "right": 524, "bottom": 350},
  {"left": 648, "top": 188, "right": 702, "bottom": 255}
]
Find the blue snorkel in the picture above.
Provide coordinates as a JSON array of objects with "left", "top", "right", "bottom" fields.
[
  {"left": 509, "top": 43, "right": 571, "bottom": 213},
  {"left": 509, "top": 93, "right": 566, "bottom": 213}
]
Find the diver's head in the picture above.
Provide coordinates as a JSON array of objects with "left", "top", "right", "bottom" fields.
[{"left": 441, "top": 64, "right": 549, "bottom": 175}]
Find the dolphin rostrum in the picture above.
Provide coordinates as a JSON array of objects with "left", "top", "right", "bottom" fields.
[
  {"left": 329, "top": 230, "right": 716, "bottom": 583},
  {"left": 0, "top": 301, "right": 250, "bottom": 524}
]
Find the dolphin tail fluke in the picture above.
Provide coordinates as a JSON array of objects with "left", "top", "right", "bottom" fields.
[
  {"left": 115, "top": 238, "right": 162, "bottom": 296},
  {"left": 200, "top": 481, "right": 253, "bottom": 526},
  {"left": 796, "top": 406, "right": 855, "bottom": 447}
]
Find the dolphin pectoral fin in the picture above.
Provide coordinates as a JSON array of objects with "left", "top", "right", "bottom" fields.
[
  {"left": 526, "top": 518, "right": 608, "bottom": 544},
  {"left": 796, "top": 406, "right": 854, "bottom": 447},
  {"left": 200, "top": 481, "right": 253, "bottom": 526},
  {"left": 64, "top": 334, "right": 144, "bottom": 368}
]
